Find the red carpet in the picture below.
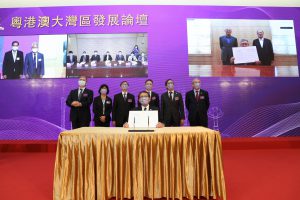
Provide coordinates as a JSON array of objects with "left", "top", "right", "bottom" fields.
[{"left": 0, "top": 138, "right": 300, "bottom": 200}]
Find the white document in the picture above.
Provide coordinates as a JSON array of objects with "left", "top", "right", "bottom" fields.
[
  {"left": 128, "top": 111, "right": 158, "bottom": 128},
  {"left": 232, "top": 46, "right": 259, "bottom": 64}
]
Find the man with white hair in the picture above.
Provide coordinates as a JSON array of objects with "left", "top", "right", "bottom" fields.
[
  {"left": 24, "top": 42, "right": 45, "bottom": 78},
  {"left": 253, "top": 30, "right": 274, "bottom": 66},
  {"left": 185, "top": 78, "right": 210, "bottom": 127},
  {"left": 219, "top": 28, "right": 238, "bottom": 65}
]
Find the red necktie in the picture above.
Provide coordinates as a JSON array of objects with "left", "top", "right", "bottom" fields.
[{"left": 196, "top": 91, "right": 200, "bottom": 102}]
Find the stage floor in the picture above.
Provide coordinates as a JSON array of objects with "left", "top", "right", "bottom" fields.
[{"left": 0, "top": 138, "right": 299, "bottom": 200}]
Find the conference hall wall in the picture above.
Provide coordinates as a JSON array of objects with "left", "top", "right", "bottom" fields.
[{"left": 0, "top": 5, "right": 299, "bottom": 140}]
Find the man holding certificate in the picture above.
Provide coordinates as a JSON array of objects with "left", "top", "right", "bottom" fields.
[
  {"left": 123, "top": 91, "right": 164, "bottom": 128},
  {"left": 231, "top": 39, "right": 261, "bottom": 65}
]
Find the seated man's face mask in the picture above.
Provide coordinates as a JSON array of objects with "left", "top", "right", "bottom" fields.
[{"left": 139, "top": 97, "right": 150, "bottom": 105}]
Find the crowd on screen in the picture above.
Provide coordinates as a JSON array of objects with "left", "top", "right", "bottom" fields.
[
  {"left": 66, "top": 44, "right": 148, "bottom": 66},
  {"left": 66, "top": 76, "right": 210, "bottom": 129}
]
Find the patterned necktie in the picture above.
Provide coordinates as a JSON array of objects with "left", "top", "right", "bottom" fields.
[{"left": 79, "top": 89, "right": 83, "bottom": 100}]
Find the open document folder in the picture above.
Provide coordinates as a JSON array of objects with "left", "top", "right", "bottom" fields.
[{"left": 128, "top": 110, "right": 158, "bottom": 128}]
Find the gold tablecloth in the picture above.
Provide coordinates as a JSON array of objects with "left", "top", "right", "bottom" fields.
[{"left": 53, "top": 127, "right": 226, "bottom": 200}]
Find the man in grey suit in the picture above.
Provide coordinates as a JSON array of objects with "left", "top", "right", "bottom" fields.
[{"left": 219, "top": 28, "right": 238, "bottom": 65}]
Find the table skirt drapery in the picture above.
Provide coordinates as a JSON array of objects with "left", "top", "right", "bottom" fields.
[{"left": 53, "top": 127, "right": 226, "bottom": 200}]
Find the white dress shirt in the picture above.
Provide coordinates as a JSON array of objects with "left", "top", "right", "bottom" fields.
[{"left": 259, "top": 38, "right": 264, "bottom": 48}]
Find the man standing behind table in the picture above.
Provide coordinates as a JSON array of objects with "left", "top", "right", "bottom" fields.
[
  {"left": 253, "top": 29, "right": 274, "bottom": 66},
  {"left": 185, "top": 78, "right": 210, "bottom": 127},
  {"left": 66, "top": 76, "right": 94, "bottom": 129},
  {"left": 161, "top": 79, "right": 185, "bottom": 127},
  {"left": 2, "top": 41, "right": 24, "bottom": 79},
  {"left": 112, "top": 81, "right": 135, "bottom": 127},
  {"left": 138, "top": 79, "right": 159, "bottom": 108},
  {"left": 219, "top": 28, "right": 238, "bottom": 65},
  {"left": 24, "top": 42, "right": 45, "bottom": 78}
]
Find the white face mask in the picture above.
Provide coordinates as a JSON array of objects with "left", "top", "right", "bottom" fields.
[
  {"left": 32, "top": 48, "right": 38, "bottom": 53},
  {"left": 83, "top": 53, "right": 86, "bottom": 56},
  {"left": 121, "top": 84, "right": 128, "bottom": 90},
  {"left": 94, "top": 52, "right": 98, "bottom": 55},
  {"left": 119, "top": 53, "right": 122, "bottom": 56},
  {"left": 78, "top": 80, "right": 86, "bottom": 87},
  {"left": 100, "top": 89, "right": 107, "bottom": 94},
  {"left": 69, "top": 53, "right": 73, "bottom": 56},
  {"left": 194, "top": 82, "right": 201, "bottom": 89},
  {"left": 145, "top": 84, "right": 152, "bottom": 90},
  {"left": 167, "top": 83, "right": 174, "bottom": 90},
  {"left": 139, "top": 97, "right": 150, "bottom": 105},
  {"left": 12, "top": 46, "right": 19, "bottom": 51}
]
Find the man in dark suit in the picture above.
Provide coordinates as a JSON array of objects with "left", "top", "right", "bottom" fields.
[
  {"left": 123, "top": 91, "right": 164, "bottom": 128},
  {"left": 253, "top": 30, "right": 274, "bottom": 66},
  {"left": 112, "top": 81, "right": 135, "bottom": 127},
  {"left": 103, "top": 51, "right": 113, "bottom": 62},
  {"left": 66, "top": 51, "right": 77, "bottom": 65},
  {"left": 24, "top": 42, "right": 44, "bottom": 78},
  {"left": 161, "top": 79, "right": 185, "bottom": 127},
  {"left": 115, "top": 51, "right": 125, "bottom": 62},
  {"left": 185, "top": 78, "right": 210, "bottom": 127},
  {"left": 138, "top": 79, "right": 159, "bottom": 108},
  {"left": 2, "top": 41, "right": 24, "bottom": 79},
  {"left": 91, "top": 50, "right": 100, "bottom": 62},
  {"left": 79, "top": 51, "right": 89, "bottom": 63},
  {"left": 66, "top": 76, "right": 94, "bottom": 129},
  {"left": 219, "top": 28, "right": 238, "bottom": 65}
]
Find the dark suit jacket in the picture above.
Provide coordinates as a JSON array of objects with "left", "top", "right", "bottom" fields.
[
  {"left": 160, "top": 91, "right": 185, "bottom": 125},
  {"left": 91, "top": 55, "right": 100, "bottom": 62},
  {"left": 2, "top": 50, "right": 24, "bottom": 79},
  {"left": 115, "top": 55, "right": 125, "bottom": 61},
  {"left": 24, "top": 52, "right": 44, "bottom": 78},
  {"left": 137, "top": 91, "right": 160, "bottom": 108},
  {"left": 79, "top": 55, "right": 90, "bottom": 63},
  {"left": 132, "top": 105, "right": 162, "bottom": 122},
  {"left": 253, "top": 38, "right": 274, "bottom": 65},
  {"left": 219, "top": 35, "right": 238, "bottom": 64},
  {"left": 103, "top": 55, "right": 113, "bottom": 62},
  {"left": 93, "top": 95, "right": 112, "bottom": 122},
  {"left": 112, "top": 93, "right": 135, "bottom": 127},
  {"left": 66, "top": 55, "right": 77, "bottom": 64},
  {"left": 185, "top": 89, "right": 210, "bottom": 125},
  {"left": 66, "top": 88, "right": 94, "bottom": 122}
]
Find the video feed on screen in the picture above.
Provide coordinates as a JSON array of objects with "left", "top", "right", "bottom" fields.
[
  {"left": 0, "top": 34, "right": 67, "bottom": 79},
  {"left": 187, "top": 19, "right": 299, "bottom": 77},
  {"left": 66, "top": 33, "right": 148, "bottom": 78}
]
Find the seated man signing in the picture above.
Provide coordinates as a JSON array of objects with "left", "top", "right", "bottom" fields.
[
  {"left": 230, "top": 39, "right": 261, "bottom": 65},
  {"left": 123, "top": 91, "right": 164, "bottom": 128}
]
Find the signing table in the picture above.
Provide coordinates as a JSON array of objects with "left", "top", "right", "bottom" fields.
[{"left": 53, "top": 127, "right": 226, "bottom": 200}]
